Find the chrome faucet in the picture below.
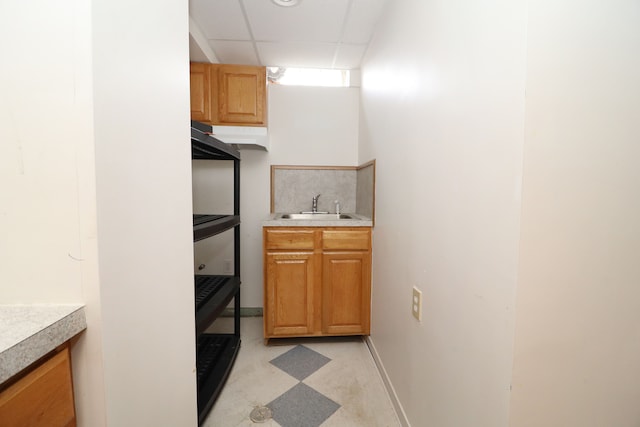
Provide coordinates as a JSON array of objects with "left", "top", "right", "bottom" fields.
[{"left": 312, "top": 194, "right": 320, "bottom": 213}]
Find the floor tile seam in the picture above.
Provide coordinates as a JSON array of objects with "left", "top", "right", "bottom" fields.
[
  {"left": 271, "top": 363, "right": 335, "bottom": 383},
  {"left": 301, "top": 342, "right": 372, "bottom": 367}
]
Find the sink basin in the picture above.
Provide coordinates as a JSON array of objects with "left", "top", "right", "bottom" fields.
[{"left": 279, "top": 213, "right": 354, "bottom": 220}]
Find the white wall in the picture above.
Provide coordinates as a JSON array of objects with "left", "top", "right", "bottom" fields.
[
  {"left": 361, "top": 1, "right": 640, "bottom": 426},
  {"left": 268, "top": 85, "right": 359, "bottom": 165},
  {"left": 193, "top": 84, "right": 360, "bottom": 308},
  {"left": 0, "top": 0, "right": 107, "bottom": 424},
  {"left": 91, "top": 0, "right": 197, "bottom": 424},
  {"left": 359, "top": 0, "right": 527, "bottom": 425},
  {"left": 0, "top": 0, "right": 96, "bottom": 303},
  {"left": 509, "top": 1, "right": 640, "bottom": 425}
]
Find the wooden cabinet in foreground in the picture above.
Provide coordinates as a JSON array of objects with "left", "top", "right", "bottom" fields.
[
  {"left": 0, "top": 345, "right": 76, "bottom": 427},
  {"left": 263, "top": 227, "right": 371, "bottom": 341},
  {"left": 190, "top": 62, "right": 267, "bottom": 127}
]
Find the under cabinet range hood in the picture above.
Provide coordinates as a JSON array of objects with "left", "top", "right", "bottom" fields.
[
  {"left": 191, "top": 121, "right": 268, "bottom": 151},
  {"left": 211, "top": 125, "right": 269, "bottom": 151}
]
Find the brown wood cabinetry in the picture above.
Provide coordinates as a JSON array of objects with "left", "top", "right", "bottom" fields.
[
  {"left": 216, "top": 64, "right": 266, "bottom": 126},
  {"left": 190, "top": 62, "right": 212, "bottom": 123},
  {"left": 263, "top": 227, "right": 371, "bottom": 340},
  {"left": 190, "top": 62, "right": 267, "bottom": 126},
  {"left": 0, "top": 345, "right": 76, "bottom": 427},
  {"left": 265, "top": 251, "right": 317, "bottom": 336}
]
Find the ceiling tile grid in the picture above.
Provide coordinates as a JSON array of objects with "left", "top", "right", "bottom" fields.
[
  {"left": 244, "top": 0, "right": 349, "bottom": 42},
  {"left": 209, "top": 40, "right": 259, "bottom": 65},
  {"left": 257, "top": 41, "right": 337, "bottom": 68},
  {"left": 189, "top": 0, "right": 388, "bottom": 69},
  {"left": 189, "top": 0, "right": 250, "bottom": 40}
]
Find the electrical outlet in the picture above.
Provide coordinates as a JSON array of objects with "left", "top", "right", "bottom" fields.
[
  {"left": 223, "top": 259, "right": 233, "bottom": 275},
  {"left": 412, "top": 287, "right": 422, "bottom": 321}
]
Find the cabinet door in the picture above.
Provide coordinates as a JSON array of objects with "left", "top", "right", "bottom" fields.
[
  {"left": 190, "top": 62, "right": 212, "bottom": 123},
  {"left": 265, "top": 252, "right": 316, "bottom": 337},
  {"left": 0, "top": 346, "right": 76, "bottom": 427},
  {"left": 322, "top": 251, "right": 371, "bottom": 335},
  {"left": 214, "top": 65, "right": 266, "bottom": 126}
]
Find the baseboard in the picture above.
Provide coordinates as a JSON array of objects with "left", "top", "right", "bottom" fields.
[
  {"left": 221, "top": 307, "right": 263, "bottom": 317},
  {"left": 364, "top": 336, "right": 411, "bottom": 427}
]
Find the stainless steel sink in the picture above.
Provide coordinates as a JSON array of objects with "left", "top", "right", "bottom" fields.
[{"left": 278, "top": 213, "right": 354, "bottom": 220}]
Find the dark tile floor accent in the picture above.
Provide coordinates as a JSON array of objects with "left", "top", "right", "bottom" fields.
[
  {"left": 268, "top": 345, "right": 340, "bottom": 426},
  {"left": 269, "top": 345, "right": 331, "bottom": 381},
  {"left": 267, "top": 382, "right": 340, "bottom": 427}
]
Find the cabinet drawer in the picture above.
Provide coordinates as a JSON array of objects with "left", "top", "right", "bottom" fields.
[
  {"left": 265, "top": 229, "right": 315, "bottom": 250},
  {"left": 0, "top": 346, "right": 76, "bottom": 427},
  {"left": 322, "top": 230, "right": 370, "bottom": 251}
]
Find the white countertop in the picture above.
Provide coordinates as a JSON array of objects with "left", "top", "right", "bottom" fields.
[
  {"left": 0, "top": 304, "right": 86, "bottom": 384},
  {"left": 263, "top": 213, "right": 373, "bottom": 227}
]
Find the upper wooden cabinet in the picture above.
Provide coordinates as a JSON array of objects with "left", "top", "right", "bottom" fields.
[
  {"left": 216, "top": 64, "right": 267, "bottom": 126},
  {"left": 190, "top": 62, "right": 212, "bottom": 123},
  {"left": 190, "top": 62, "right": 267, "bottom": 127}
]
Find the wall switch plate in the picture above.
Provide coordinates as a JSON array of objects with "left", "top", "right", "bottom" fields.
[{"left": 412, "top": 287, "right": 422, "bottom": 321}]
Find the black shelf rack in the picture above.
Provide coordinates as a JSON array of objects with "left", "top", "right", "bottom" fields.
[
  {"left": 191, "top": 121, "right": 241, "bottom": 424},
  {"left": 193, "top": 214, "right": 240, "bottom": 242}
]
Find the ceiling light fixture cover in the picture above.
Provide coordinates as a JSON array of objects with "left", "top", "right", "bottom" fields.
[{"left": 271, "top": 0, "right": 301, "bottom": 7}]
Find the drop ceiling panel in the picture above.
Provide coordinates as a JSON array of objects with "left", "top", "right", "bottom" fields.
[
  {"left": 333, "top": 44, "right": 368, "bottom": 69},
  {"left": 244, "top": 0, "right": 350, "bottom": 42},
  {"left": 209, "top": 40, "right": 259, "bottom": 65},
  {"left": 190, "top": 0, "right": 250, "bottom": 40},
  {"left": 257, "top": 42, "right": 336, "bottom": 68},
  {"left": 188, "top": 0, "right": 389, "bottom": 70},
  {"left": 341, "top": 0, "right": 388, "bottom": 44}
]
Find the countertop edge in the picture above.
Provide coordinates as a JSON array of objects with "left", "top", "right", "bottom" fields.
[
  {"left": 0, "top": 306, "right": 87, "bottom": 384},
  {"left": 262, "top": 213, "right": 373, "bottom": 227}
]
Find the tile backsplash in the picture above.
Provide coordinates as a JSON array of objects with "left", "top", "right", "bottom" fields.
[
  {"left": 271, "top": 161, "right": 375, "bottom": 221},
  {"left": 356, "top": 162, "right": 375, "bottom": 219}
]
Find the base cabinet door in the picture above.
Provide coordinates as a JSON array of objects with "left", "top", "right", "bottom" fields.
[
  {"left": 322, "top": 252, "right": 371, "bottom": 335},
  {"left": 0, "top": 346, "right": 76, "bottom": 427},
  {"left": 264, "top": 252, "right": 316, "bottom": 336}
]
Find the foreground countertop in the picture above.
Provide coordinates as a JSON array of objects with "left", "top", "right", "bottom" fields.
[
  {"left": 263, "top": 213, "right": 373, "bottom": 227},
  {"left": 0, "top": 304, "right": 86, "bottom": 384}
]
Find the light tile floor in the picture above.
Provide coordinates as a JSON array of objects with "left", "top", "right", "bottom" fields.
[{"left": 202, "top": 317, "right": 400, "bottom": 427}]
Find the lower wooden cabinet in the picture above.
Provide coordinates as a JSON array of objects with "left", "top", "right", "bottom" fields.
[
  {"left": 322, "top": 251, "right": 371, "bottom": 335},
  {"left": 0, "top": 345, "right": 76, "bottom": 427},
  {"left": 265, "top": 252, "right": 317, "bottom": 336},
  {"left": 263, "top": 227, "right": 371, "bottom": 340}
]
